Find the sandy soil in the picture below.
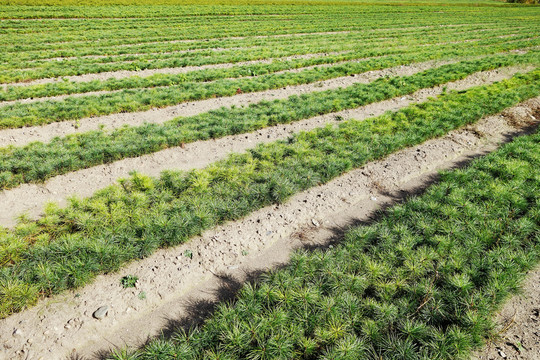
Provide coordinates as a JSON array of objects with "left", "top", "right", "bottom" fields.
[
  {"left": 0, "top": 53, "right": 365, "bottom": 108},
  {"left": 0, "top": 58, "right": 464, "bottom": 148},
  {"left": 0, "top": 51, "right": 348, "bottom": 89},
  {"left": 0, "top": 65, "right": 530, "bottom": 229},
  {"left": 472, "top": 266, "right": 540, "bottom": 360},
  {"left": 0, "top": 96, "right": 537, "bottom": 360}
]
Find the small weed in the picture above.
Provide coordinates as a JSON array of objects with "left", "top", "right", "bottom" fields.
[
  {"left": 120, "top": 275, "right": 138, "bottom": 288},
  {"left": 138, "top": 291, "right": 146, "bottom": 300},
  {"left": 184, "top": 250, "right": 193, "bottom": 259}
]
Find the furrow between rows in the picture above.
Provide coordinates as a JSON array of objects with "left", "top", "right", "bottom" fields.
[
  {"left": 0, "top": 66, "right": 525, "bottom": 227},
  {"left": 2, "top": 95, "right": 537, "bottom": 360},
  {"left": 0, "top": 58, "right": 454, "bottom": 147}
]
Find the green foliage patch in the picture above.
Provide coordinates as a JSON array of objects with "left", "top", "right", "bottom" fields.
[
  {"left": 0, "top": 69, "right": 538, "bottom": 319},
  {"left": 113, "top": 117, "right": 540, "bottom": 360},
  {"left": 0, "top": 54, "right": 538, "bottom": 190},
  {"left": 0, "top": 38, "right": 538, "bottom": 129}
]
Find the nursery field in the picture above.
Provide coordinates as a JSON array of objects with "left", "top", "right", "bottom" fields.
[{"left": 0, "top": 0, "right": 539, "bottom": 359}]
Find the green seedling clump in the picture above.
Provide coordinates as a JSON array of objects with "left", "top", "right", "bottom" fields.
[
  {"left": 0, "top": 69, "right": 538, "bottom": 319},
  {"left": 120, "top": 275, "right": 138, "bottom": 288},
  {"left": 1, "top": 53, "right": 539, "bottom": 190},
  {"left": 111, "top": 111, "right": 540, "bottom": 360}
]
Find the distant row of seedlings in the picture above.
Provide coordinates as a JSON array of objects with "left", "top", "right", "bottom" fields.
[
  {"left": 0, "top": 54, "right": 538, "bottom": 190},
  {"left": 1, "top": 69, "right": 539, "bottom": 319},
  {"left": 1, "top": 26, "right": 536, "bottom": 82},
  {"left": 1, "top": 23, "right": 509, "bottom": 63},
  {"left": 0, "top": 45, "right": 538, "bottom": 129},
  {"left": 0, "top": 29, "right": 534, "bottom": 101}
]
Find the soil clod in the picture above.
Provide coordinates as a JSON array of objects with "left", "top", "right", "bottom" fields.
[{"left": 92, "top": 306, "right": 109, "bottom": 320}]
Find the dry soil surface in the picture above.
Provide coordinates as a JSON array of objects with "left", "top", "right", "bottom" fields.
[
  {"left": 0, "top": 96, "right": 538, "bottom": 360},
  {"left": 0, "top": 65, "right": 530, "bottom": 228}
]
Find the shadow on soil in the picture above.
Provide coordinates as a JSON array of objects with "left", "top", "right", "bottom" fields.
[{"left": 75, "top": 122, "right": 538, "bottom": 360}]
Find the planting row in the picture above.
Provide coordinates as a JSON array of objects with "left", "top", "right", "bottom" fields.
[
  {"left": 0, "top": 1, "right": 525, "bottom": 18},
  {"left": 1, "top": 68, "right": 539, "bottom": 319},
  {"left": 0, "top": 28, "right": 530, "bottom": 101},
  {"left": 2, "top": 26, "right": 532, "bottom": 83},
  {"left": 0, "top": 53, "right": 537, "bottom": 190},
  {"left": 111, "top": 113, "right": 540, "bottom": 360},
  {"left": 1, "top": 5, "right": 528, "bottom": 47},
  {"left": 1, "top": 43, "right": 538, "bottom": 130},
  {"left": 2, "top": 23, "right": 512, "bottom": 65},
  {"left": 1, "top": 23, "right": 506, "bottom": 65}
]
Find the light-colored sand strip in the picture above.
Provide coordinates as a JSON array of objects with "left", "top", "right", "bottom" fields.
[
  {"left": 0, "top": 66, "right": 529, "bottom": 229},
  {"left": 472, "top": 264, "right": 540, "bottom": 360},
  {"left": 1, "top": 95, "right": 537, "bottom": 360},
  {"left": 0, "top": 51, "right": 349, "bottom": 89},
  {"left": 0, "top": 58, "right": 460, "bottom": 148},
  {"left": 0, "top": 52, "right": 354, "bottom": 107},
  {"left": 0, "top": 54, "right": 391, "bottom": 109}
]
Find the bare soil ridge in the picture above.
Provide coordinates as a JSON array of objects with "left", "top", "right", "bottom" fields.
[
  {"left": 1, "top": 96, "right": 537, "bottom": 360},
  {"left": 0, "top": 65, "right": 528, "bottom": 228},
  {"left": 0, "top": 58, "right": 462, "bottom": 148}
]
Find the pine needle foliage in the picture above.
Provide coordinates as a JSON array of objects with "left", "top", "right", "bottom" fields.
[
  {"left": 0, "top": 40, "right": 538, "bottom": 129},
  {"left": 0, "top": 69, "right": 538, "bottom": 318},
  {"left": 1, "top": 53, "right": 539, "bottom": 190},
  {"left": 110, "top": 112, "right": 540, "bottom": 360},
  {"left": 0, "top": 25, "right": 532, "bottom": 91}
]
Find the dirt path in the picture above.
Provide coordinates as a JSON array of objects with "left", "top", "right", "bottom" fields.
[
  {"left": 0, "top": 58, "right": 466, "bottom": 147},
  {"left": 0, "top": 97, "right": 537, "bottom": 360},
  {"left": 472, "top": 266, "right": 540, "bottom": 360},
  {"left": 0, "top": 53, "right": 366, "bottom": 108},
  {"left": 0, "top": 66, "right": 529, "bottom": 229},
  {"left": 0, "top": 51, "right": 348, "bottom": 89}
]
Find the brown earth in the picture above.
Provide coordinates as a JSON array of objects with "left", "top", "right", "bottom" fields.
[
  {"left": 0, "top": 57, "right": 457, "bottom": 147},
  {"left": 472, "top": 266, "right": 540, "bottom": 360},
  {"left": 0, "top": 95, "right": 537, "bottom": 360},
  {"left": 0, "top": 65, "right": 530, "bottom": 228}
]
